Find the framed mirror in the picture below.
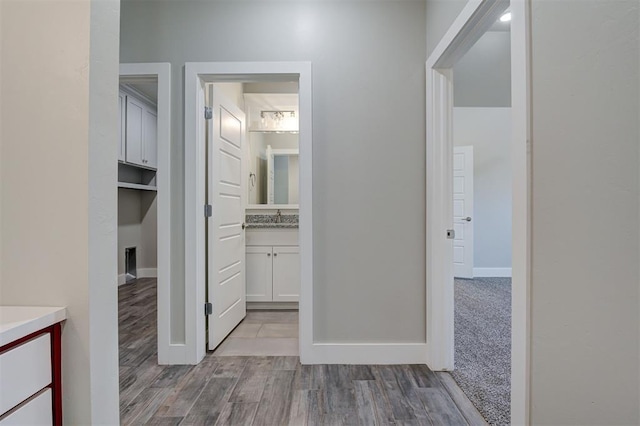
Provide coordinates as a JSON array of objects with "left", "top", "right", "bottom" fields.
[{"left": 246, "top": 93, "right": 299, "bottom": 209}]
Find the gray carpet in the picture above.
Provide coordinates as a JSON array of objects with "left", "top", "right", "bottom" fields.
[{"left": 450, "top": 277, "right": 511, "bottom": 426}]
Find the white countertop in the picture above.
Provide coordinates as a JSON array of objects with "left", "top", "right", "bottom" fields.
[{"left": 0, "top": 306, "right": 67, "bottom": 347}]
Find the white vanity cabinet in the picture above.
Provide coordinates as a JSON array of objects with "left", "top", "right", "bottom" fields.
[
  {"left": 246, "top": 229, "right": 300, "bottom": 303},
  {"left": 272, "top": 246, "right": 300, "bottom": 302}
]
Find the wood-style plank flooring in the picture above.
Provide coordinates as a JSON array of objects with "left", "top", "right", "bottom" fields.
[{"left": 119, "top": 279, "right": 487, "bottom": 425}]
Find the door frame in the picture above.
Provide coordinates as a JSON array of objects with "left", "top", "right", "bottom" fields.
[
  {"left": 184, "top": 62, "right": 313, "bottom": 364},
  {"left": 425, "top": 0, "right": 531, "bottom": 424},
  {"left": 119, "top": 63, "right": 174, "bottom": 363}
]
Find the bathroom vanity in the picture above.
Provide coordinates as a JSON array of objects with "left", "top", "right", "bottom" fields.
[
  {"left": 244, "top": 92, "right": 300, "bottom": 309},
  {"left": 245, "top": 215, "right": 299, "bottom": 308}
]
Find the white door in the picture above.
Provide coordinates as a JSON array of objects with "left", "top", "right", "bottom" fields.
[
  {"left": 246, "top": 246, "right": 273, "bottom": 302},
  {"left": 272, "top": 246, "right": 300, "bottom": 302},
  {"left": 453, "top": 146, "right": 474, "bottom": 278},
  {"left": 207, "top": 86, "right": 247, "bottom": 350}
]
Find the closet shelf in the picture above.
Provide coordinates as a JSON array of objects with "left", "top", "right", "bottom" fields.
[{"left": 117, "top": 182, "right": 157, "bottom": 192}]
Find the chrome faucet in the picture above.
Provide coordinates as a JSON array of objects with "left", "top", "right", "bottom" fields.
[{"left": 275, "top": 209, "right": 282, "bottom": 223}]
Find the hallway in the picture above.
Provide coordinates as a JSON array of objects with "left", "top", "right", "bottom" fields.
[{"left": 118, "top": 279, "right": 487, "bottom": 425}]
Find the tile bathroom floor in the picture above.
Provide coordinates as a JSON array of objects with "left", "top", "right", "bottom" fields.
[{"left": 212, "top": 310, "right": 299, "bottom": 356}]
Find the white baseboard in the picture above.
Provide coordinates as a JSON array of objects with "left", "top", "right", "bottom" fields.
[
  {"left": 158, "top": 344, "right": 198, "bottom": 365},
  {"left": 473, "top": 267, "right": 512, "bottom": 278},
  {"left": 139, "top": 268, "right": 158, "bottom": 278},
  {"left": 117, "top": 268, "right": 158, "bottom": 286},
  {"left": 247, "top": 302, "right": 298, "bottom": 310},
  {"left": 302, "top": 343, "right": 428, "bottom": 365}
]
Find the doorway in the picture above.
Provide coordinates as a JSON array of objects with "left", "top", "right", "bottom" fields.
[
  {"left": 425, "top": 0, "right": 531, "bottom": 424},
  {"left": 205, "top": 82, "right": 301, "bottom": 357},
  {"left": 117, "top": 63, "right": 173, "bottom": 364},
  {"left": 183, "top": 62, "right": 313, "bottom": 364},
  {"left": 450, "top": 21, "right": 514, "bottom": 422}
]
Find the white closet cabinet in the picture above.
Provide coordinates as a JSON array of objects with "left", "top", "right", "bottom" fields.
[
  {"left": 143, "top": 109, "right": 158, "bottom": 169},
  {"left": 125, "top": 96, "right": 157, "bottom": 169},
  {"left": 118, "top": 92, "right": 126, "bottom": 162}
]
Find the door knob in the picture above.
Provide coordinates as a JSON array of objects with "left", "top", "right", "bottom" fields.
[{"left": 462, "top": 217, "right": 472, "bottom": 222}]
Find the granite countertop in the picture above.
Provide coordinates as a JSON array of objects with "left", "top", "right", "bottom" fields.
[
  {"left": 0, "top": 306, "right": 67, "bottom": 346},
  {"left": 246, "top": 214, "right": 299, "bottom": 229}
]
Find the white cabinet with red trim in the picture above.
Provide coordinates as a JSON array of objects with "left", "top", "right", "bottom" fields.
[{"left": 0, "top": 307, "right": 66, "bottom": 425}]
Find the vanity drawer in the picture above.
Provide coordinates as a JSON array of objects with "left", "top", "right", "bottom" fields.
[
  {"left": 0, "top": 389, "right": 52, "bottom": 425},
  {"left": 246, "top": 229, "right": 299, "bottom": 246},
  {"left": 0, "top": 334, "right": 51, "bottom": 415}
]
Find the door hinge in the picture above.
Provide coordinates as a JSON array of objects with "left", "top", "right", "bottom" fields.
[
  {"left": 204, "top": 106, "right": 213, "bottom": 120},
  {"left": 205, "top": 302, "right": 213, "bottom": 316},
  {"left": 446, "top": 229, "right": 455, "bottom": 239},
  {"left": 204, "top": 204, "right": 213, "bottom": 218}
]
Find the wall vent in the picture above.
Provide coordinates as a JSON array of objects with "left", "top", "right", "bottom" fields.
[{"left": 125, "top": 247, "right": 137, "bottom": 284}]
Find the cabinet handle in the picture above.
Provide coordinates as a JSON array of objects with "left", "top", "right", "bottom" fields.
[
  {"left": 273, "top": 253, "right": 278, "bottom": 257},
  {"left": 267, "top": 253, "right": 271, "bottom": 257}
]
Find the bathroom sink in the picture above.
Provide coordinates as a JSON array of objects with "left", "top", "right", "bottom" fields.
[{"left": 245, "top": 214, "right": 299, "bottom": 229}]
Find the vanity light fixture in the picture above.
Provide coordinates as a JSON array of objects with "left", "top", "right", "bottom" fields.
[
  {"left": 261, "top": 110, "right": 296, "bottom": 120},
  {"left": 260, "top": 110, "right": 297, "bottom": 131},
  {"left": 499, "top": 12, "right": 511, "bottom": 22}
]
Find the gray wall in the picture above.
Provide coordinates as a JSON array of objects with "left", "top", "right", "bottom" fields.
[
  {"left": 118, "top": 190, "right": 158, "bottom": 276},
  {"left": 454, "top": 31, "right": 511, "bottom": 107},
  {"left": 140, "top": 192, "right": 158, "bottom": 270},
  {"left": 530, "top": 0, "right": 639, "bottom": 423},
  {"left": 120, "top": 0, "right": 427, "bottom": 343},
  {"left": 426, "top": 0, "right": 468, "bottom": 57},
  {"left": 453, "top": 107, "right": 511, "bottom": 269}
]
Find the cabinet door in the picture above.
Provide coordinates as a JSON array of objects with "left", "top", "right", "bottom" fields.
[
  {"left": 0, "top": 333, "right": 51, "bottom": 415},
  {"left": 143, "top": 108, "right": 157, "bottom": 169},
  {"left": 0, "top": 388, "right": 52, "bottom": 426},
  {"left": 246, "top": 246, "right": 272, "bottom": 302},
  {"left": 118, "top": 92, "right": 126, "bottom": 162},
  {"left": 125, "top": 96, "right": 145, "bottom": 166},
  {"left": 272, "top": 246, "right": 300, "bottom": 302}
]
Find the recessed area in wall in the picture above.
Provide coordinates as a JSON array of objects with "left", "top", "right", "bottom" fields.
[{"left": 117, "top": 78, "right": 159, "bottom": 285}]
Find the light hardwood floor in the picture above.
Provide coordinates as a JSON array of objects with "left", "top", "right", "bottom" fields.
[{"left": 119, "top": 278, "right": 487, "bottom": 425}]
